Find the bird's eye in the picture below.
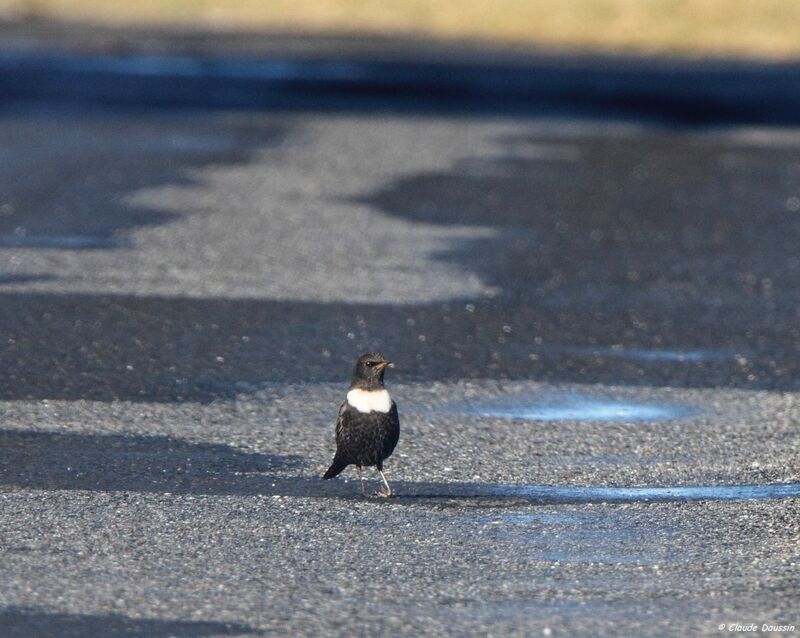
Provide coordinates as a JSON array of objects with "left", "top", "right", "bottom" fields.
[{"left": 365, "top": 361, "right": 374, "bottom": 367}]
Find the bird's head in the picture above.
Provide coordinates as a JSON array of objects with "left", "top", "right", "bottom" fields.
[{"left": 350, "top": 352, "right": 392, "bottom": 389}]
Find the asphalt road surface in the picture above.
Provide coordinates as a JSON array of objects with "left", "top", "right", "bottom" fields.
[{"left": 1, "top": 28, "right": 799, "bottom": 637}]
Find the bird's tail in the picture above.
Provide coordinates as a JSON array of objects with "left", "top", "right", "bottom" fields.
[{"left": 323, "top": 457, "right": 347, "bottom": 480}]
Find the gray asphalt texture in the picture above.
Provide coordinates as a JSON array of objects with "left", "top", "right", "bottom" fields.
[{"left": 1, "top": 27, "right": 800, "bottom": 637}]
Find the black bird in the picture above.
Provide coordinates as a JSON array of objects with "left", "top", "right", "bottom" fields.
[{"left": 323, "top": 353, "right": 400, "bottom": 497}]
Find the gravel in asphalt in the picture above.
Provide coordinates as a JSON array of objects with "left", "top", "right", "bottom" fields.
[{"left": 0, "top": 93, "right": 798, "bottom": 636}]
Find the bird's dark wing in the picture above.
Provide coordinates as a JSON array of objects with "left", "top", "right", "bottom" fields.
[
  {"left": 381, "top": 401, "right": 401, "bottom": 460},
  {"left": 323, "top": 402, "right": 351, "bottom": 479},
  {"left": 334, "top": 400, "right": 348, "bottom": 442}
]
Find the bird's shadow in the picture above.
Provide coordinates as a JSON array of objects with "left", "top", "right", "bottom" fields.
[
  {"left": 3, "top": 429, "right": 796, "bottom": 507},
  {"left": 0, "top": 606, "right": 262, "bottom": 638}
]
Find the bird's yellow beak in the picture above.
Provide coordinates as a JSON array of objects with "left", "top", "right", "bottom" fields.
[{"left": 375, "top": 360, "right": 392, "bottom": 370}]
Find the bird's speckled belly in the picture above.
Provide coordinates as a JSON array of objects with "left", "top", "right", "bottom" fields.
[{"left": 336, "top": 410, "right": 399, "bottom": 467}]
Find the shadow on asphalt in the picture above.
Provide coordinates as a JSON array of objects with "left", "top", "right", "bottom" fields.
[
  {"left": 0, "top": 273, "right": 56, "bottom": 285},
  {"left": 0, "top": 606, "right": 262, "bottom": 638},
  {"left": 0, "top": 429, "right": 305, "bottom": 492},
  {"left": 3, "top": 28, "right": 800, "bottom": 126},
  {"left": 0, "top": 114, "right": 285, "bottom": 246},
  {"left": 0, "top": 286, "right": 797, "bottom": 402},
  {"left": 2, "top": 37, "right": 800, "bottom": 401},
  {"left": 3, "top": 429, "right": 799, "bottom": 504},
  {"left": 360, "top": 128, "right": 800, "bottom": 321}
]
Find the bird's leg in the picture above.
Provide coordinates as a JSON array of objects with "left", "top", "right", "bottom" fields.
[
  {"left": 377, "top": 469, "right": 393, "bottom": 498},
  {"left": 356, "top": 465, "right": 367, "bottom": 497}
]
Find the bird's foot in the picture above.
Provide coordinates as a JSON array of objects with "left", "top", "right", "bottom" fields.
[{"left": 373, "top": 489, "right": 394, "bottom": 498}]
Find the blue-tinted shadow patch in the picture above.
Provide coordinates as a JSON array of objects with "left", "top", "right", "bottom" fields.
[
  {"left": 482, "top": 482, "right": 800, "bottom": 502},
  {"left": 392, "top": 481, "right": 800, "bottom": 504},
  {"left": 528, "top": 344, "right": 743, "bottom": 362},
  {"left": 459, "top": 392, "right": 693, "bottom": 421},
  {"left": 0, "top": 235, "right": 129, "bottom": 249},
  {"left": 0, "top": 273, "right": 57, "bottom": 285}
]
